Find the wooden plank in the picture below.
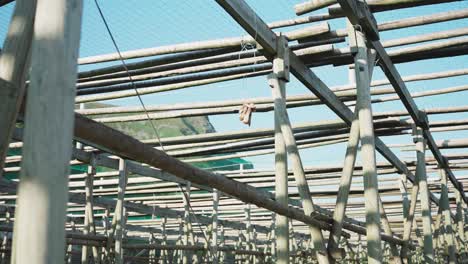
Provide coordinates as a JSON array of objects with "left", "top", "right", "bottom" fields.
[{"left": 10, "top": 0, "right": 83, "bottom": 263}]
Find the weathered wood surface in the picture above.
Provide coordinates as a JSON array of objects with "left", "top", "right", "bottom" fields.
[
  {"left": 295, "top": 0, "right": 336, "bottom": 15},
  {"left": 11, "top": 0, "right": 83, "bottom": 263},
  {"left": 0, "top": 0, "right": 36, "bottom": 177},
  {"left": 78, "top": 22, "right": 330, "bottom": 65},
  {"left": 272, "top": 37, "right": 290, "bottom": 264}
]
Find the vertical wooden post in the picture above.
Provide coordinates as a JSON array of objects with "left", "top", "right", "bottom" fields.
[
  {"left": 268, "top": 35, "right": 330, "bottom": 264},
  {"left": 176, "top": 216, "right": 183, "bottom": 264},
  {"left": 102, "top": 207, "right": 111, "bottom": 263},
  {"left": 400, "top": 177, "right": 420, "bottom": 261},
  {"left": 272, "top": 35, "right": 289, "bottom": 264},
  {"left": 148, "top": 233, "right": 155, "bottom": 264},
  {"left": 270, "top": 214, "right": 277, "bottom": 262},
  {"left": 161, "top": 216, "right": 168, "bottom": 264},
  {"left": 414, "top": 127, "right": 434, "bottom": 263},
  {"left": 455, "top": 188, "right": 466, "bottom": 258},
  {"left": 349, "top": 22, "right": 382, "bottom": 263},
  {"left": 82, "top": 158, "right": 100, "bottom": 264},
  {"left": 219, "top": 225, "right": 226, "bottom": 263},
  {"left": 0, "top": 0, "right": 37, "bottom": 176},
  {"left": 463, "top": 204, "right": 468, "bottom": 248},
  {"left": 67, "top": 220, "right": 76, "bottom": 264},
  {"left": 81, "top": 177, "right": 90, "bottom": 264},
  {"left": 182, "top": 182, "right": 191, "bottom": 264},
  {"left": 0, "top": 210, "right": 10, "bottom": 264},
  {"left": 114, "top": 159, "right": 128, "bottom": 264},
  {"left": 11, "top": 0, "right": 82, "bottom": 263},
  {"left": 432, "top": 206, "right": 444, "bottom": 256},
  {"left": 212, "top": 189, "right": 219, "bottom": 263},
  {"left": 245, "top": 204, "right": 252, "bottom": 264},
  {"left": 289, "top": 219, "right": 297, "bottom": 258},
  {"left": 399, "top": 174, "right": 410, "bottom": 222},
  {"left": 439, "top": 169, "right": 458, "bottom": 263}
]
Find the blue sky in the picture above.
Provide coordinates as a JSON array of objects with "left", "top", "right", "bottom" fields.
[{"left": 0, "top": 0, "right": 467, "bottom": 174}]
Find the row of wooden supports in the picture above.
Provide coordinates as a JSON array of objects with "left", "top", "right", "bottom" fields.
[
  {"left": 0, "top": 0, "right": 467, "bottom": 263},
  {"left": 254, "top": 1, "right": 468, "bottom": 262}
]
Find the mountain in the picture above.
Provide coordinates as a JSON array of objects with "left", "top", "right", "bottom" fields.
[{"left": 80, "top": 102, "right": 253, "bottom": 172}]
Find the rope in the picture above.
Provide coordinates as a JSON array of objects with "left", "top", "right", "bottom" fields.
[{"left": 93, "top": 0, "right": 216, "bottom": 260}]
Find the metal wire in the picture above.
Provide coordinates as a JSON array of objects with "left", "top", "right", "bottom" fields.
[{"left": 93, "top": 0, "right": 217, "bottom": 260}]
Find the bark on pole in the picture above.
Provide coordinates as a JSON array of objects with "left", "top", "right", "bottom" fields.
[{"left": 10, "top": 0, "right": 82, "bottom": 263}]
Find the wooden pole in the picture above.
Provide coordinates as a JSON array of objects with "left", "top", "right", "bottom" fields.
[
  {"left": 327, "top": 111, "right": 359, "bottom": 257},
  {"left": 212, "top": 189, "right": 219, "bottom": 264},
  {"left": 455, "top": 188, "right": 466, "bottom": 258},
  {"left": 414, "top": 127, "right": 435, "bottom": 263},
  {"left": 0, "top": 0, "right": 36, "bottom": 177},
  {"left": 295, "top": 0, "right": 336, "bottom": 15},
  {"left": 244, "top": 204, "right": 253, "bottom": 264},
  {"left": 378, "top": 197, "right": 402, "bottom": 263},
  {"left": 439, "top": 169, "right": 458, "bottom": 263},
  {"left": 81, "top": 161, "right": 97, "bottom": 264},
  {"left": 273, "top": 36, "right": 290, "bottom": 264},
  {"left": 161, "top": 216, "right": 168, "bottom": 264},
  {"left": 0, "top": 211, "right": 10, "bottom": 264},
  {"left": 102, "top": 207, "right": 111, "bottom": 263},
  {"left": 400, "top": 175, "right": 420, "bottom": 261},
  {"left": 464, "top": 204, "right": 468, "bottom": 249},
  {"left": 72, "top": 117, "right": 407, "bottom": 246},
  {"left": 350, "top": 24, "right": 382, "bottom": 263},
  {"left": 114, "top": 159, "right": 128, "bottom": 264},
  {"left": 328, "top": 56, "right": 359, "bottom": 260},
  {"left": 10, "top": 0, "right": 82, "bottom": 263},
  {"left": 78, "top": 23, "right": 330, "bottom": 65},
  {"left": 182, "top": 182, "right": 191, "bottom": 264},
  {"left": 268, "top": 37, "right": 330, "bottom": 263}
]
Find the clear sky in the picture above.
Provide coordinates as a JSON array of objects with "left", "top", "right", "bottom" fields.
[{"left": 0, "top": 0, "right": 467, "bottom": 177}]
